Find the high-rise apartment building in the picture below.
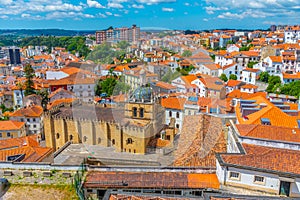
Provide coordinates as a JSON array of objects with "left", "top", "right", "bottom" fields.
[
  {"left": 96, "top": 25, "right": 140, "bottom": 44},
  {"left": 8, "top": 47, "right": 21, "bottom": 65}
]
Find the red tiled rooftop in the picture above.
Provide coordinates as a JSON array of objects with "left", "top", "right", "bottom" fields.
[{"left": 84, "top": 171, "right": 219, "bottom": 189}]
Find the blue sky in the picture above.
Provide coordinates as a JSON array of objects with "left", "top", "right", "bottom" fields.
[{"left": 0, "top": 0, "right": 299, "bottom": 30}]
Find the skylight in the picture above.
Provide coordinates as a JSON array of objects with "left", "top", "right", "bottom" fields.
[{"left": 261, "top": 118, "right": 271, "bottom": 125}]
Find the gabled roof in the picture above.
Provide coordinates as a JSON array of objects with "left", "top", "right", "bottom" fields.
[
  {"left": 240, "top": 84, "right": 258, "bottom": 89},
  {"left": 236, "top": 96, "right": 300, "bottom": 128},
  {"left": 10, "top": 105, "right": 43, "bottom": 118},
  {"left": 219, "top": 143, "right": 300, "bottom": 175},
  {"left": 49, "top": 72, "right": 96, "bottom": 86},
  {"left": 48, "top": 87, "right": 75, "bottom": 99},
  {"left": 0, "top": 135, "right": 52, "bottom": 162},
  {"left": 161, "top": 97, "right": 186, "bottom": 110},
  {"left": 226, "top": 80, "right": 243, "bottom": 87},
  {"left": 0, "top": 120, "right": 25, "bottom": 131},
  {"left": 269, "top": 56, "right": 282, "bottom": 63}
]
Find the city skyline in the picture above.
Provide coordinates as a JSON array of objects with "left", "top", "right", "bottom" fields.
[{"left": 0, "top": 0, "right": 299, "bottom": 30}]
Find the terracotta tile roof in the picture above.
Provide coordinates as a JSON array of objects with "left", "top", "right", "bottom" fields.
[
  {"left": 226, "top": 80, "right": 242, "bottom": 87},
  {"left": 203, "top": 63, "right": 218, "bottom": 70},
  {"left": 60, "top": 67, "right": 81, "bottom": 75},
  {"left": 243, "top": 68, "right": 259, "bottom": 73},
  {"left": 48, "top": 87, "right": 75, "bottom": 99},
  {"left": 155, "top": 81, "right": 177, "bottom": 90},
  {"left": 236, "top": 96, "right": 300, "bottom": 128},
  {"left": 0, "top": 135, "right": 52, "bottom": 162},
  {"left": 227, "top": 90, "right": 267, "bottom": 99},
  {"left": 0, "top": 120, "right": 25, "bottom": 131},
  {"left": 240, "top": 84, "right": 258, "bottom": 89},
  {"left": 47, "top": 98, "right": 77, "bottom": 110},
  {"left": 200, "top": 77, "right": 224, "bottom": 91},
  {"left": 174, "top": 115, "right": 226, "bottom": 167},
  {"left": 283, "top": 72, "right": 300, "bottom": 79},
  {"left": 222, "top": 63, "right": 237, "bottom": 70},
  {"left": 84, "top": 171, "right": 219, "bottom": 189},
  {"left": 49, "top": 72, "right": 96, "bottom": 86},
  {"left": 269, "top": 56, "right": 282, "bottom": 63},
  {"left": 10, "top": 105, "right": 43, "bottom": 118},
  {"left": 236, "top": 124, "right": 300, "bottom": 143},
  {"left": 219, "top": 143, "right": 300, "bottom": 175},
  {"left": 161, "top": 97, "right": 186, "bottom": 110},
  {"left": 240, "top": 51, "right": 259, "bottom": 57}
]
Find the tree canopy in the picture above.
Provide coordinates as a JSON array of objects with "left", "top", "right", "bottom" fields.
[
  {"left": 182, "top": 50, "right": 192, "bottom": 57},
  {"left": 229, "top": 74, "right": 238, "bottom": 80},
  {"left": 24, "top": 64, "right": 35, "bottom": 96},
  {"left": 220, "top": 73, "right": 228, "bottom": 82},
  {"left": 86, "top": 43, "right": 125, "bottom": 64}
]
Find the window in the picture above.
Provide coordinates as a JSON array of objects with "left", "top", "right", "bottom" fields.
[
  {"left": 0, "top": 133, "right": 2, "bottom": 137},
  {"left": 139, "top": 108, "right": 144, "bottom": 118},
  {"left": 33, "top": 118, "right": 36, "bottom": 122},
  {"left": 69, "top": 135, "right": 73, "bottom": 141},
  {"left": 27, "top": 118, "right": 30, "bottom": 122},
  {"left": 83, "top": 136, "right": 87, "bottom": 142},
  {"left": 112, "top": 139, "right": 115, "bottom": 145},
  {"left": 176, "top": 112, "right": 180, "bottom": 118},
  {"left": 56, "top": 133, "right": 60, "bottom": 139},
  {"left": 261, "top": 118, "right": 271, "bottom": 125},
  {"left": 254, "top": 176, "right": 265, "bottom": 183},
  {"left": 133, "top": 107, "right": 137, "bottom": 117},
  {"left": 176, "top": 124, "right": 179, "bottom": 129},
  {"left": 127, "top": 138, "right": 133, "bottom": 144},
  {"left": 33, "top": 125, "right": 36, "bottom": 128},
  {"left": 7, "top": 132, "right": 11, "bottom": 137},
  {"left": 169, "top": 111, "right": 172, "bottom": 117},
  {"left": 229, "top": 172, "right": 240, "bottom": 180}
]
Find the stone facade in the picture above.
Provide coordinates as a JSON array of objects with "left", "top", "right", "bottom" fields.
[{"left": 44, "top": 99, "right": 165, "bottom": 154}]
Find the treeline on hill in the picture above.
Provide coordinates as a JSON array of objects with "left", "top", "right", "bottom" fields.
[{"left": 19, "top": 36, "right": 91, "bottom": 57}]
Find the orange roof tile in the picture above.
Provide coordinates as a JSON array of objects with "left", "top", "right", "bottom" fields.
[
  {"left": 220, "top": 143, "right": 300, "bottom": 175},
  {"left": 10, "top": 105, "right": 43, "bottom": 118},
  {"left": 226, "top": 80, "right": 243, "bottom": 87},
  {"left": 269, "top": 56, "right": 282, "bottom": 63},
  {"left": 240, "top": 84, "right": 258, "bottom": 89},
  {"left": 0, "top": 120, "right": 25, "bottom": 131},
  {"left": 161, "top": 97, "right": 186, "bottom": 110}
]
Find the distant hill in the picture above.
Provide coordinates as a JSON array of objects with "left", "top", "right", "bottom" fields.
[{"left": 0, "top": 29, "right": 96, "bottom": 36}]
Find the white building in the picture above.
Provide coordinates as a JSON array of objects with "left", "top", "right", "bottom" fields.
[
  {"left": 284, "top": 25, "right": 300, "bottom": 44},
  {"left": 241, "top": 68, "right": 259, "bottom": 85}
]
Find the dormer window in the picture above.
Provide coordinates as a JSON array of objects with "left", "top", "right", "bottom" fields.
[{"left": 261, "top": 118, "right": 271, "bottom": 125}]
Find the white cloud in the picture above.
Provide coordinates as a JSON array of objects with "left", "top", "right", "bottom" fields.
[
  {"left": 98, "top": 13, "right": 107, "bottom": 18},
  {"left": 205, "top": 6, "right": 228, "bottom": 14},
  {"left": 105, "top": 11, "right": 112, "bottom": 16},
  {"left": 0, "top": 15, "right": 8, "bottom": 19},
  {"left": 114, "top": 13, "right": 121, "bottom": 17},
  {"left": 21, "top": 13, "right": 31, "bottom": 18},
  {"left": 137, "top": 0, "right": 176, "bottom": 4},
  {"left": 184, "top": 12, "right": 188, "bottom": 15},
  {"left": 87, "top": 0, "right": 105, "bottom": 8},
  {"left": 132, "top": 4, "right": 144, "bottom": 9},
  {"left": 162, "top": 7, "right": 174, "bottom": 12},
  {"left": 107, "top": 2, "right": 123, "bottom": 8},
  {"left": 184, "top": 3, "right": 190, "bottom": 6},
  {"left": 203, "top": 18, "right": 209, "bottom": 21}
]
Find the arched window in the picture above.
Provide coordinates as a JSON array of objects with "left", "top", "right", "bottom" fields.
[
  {"left": 133, "top": 107, "right": 137, "bottom": 117},
  {"left": 69, "top": 135, "right": 73, "bottom": 141},
  {"left": 169, "top": 111, "right": 172, "bottom": 117},
  {"left": 112, "top": 139, "right": 115, "bottom": 145},
  {"left": 56, "top": 133, "right": 60, "bottom": 139},
  {"left": 139, "top": 108, "right": 144, "bottom": 118},
  {"left": 134, "top": 149, "right": 136, "bottom": 153},
  {"left": 83, "top": 136, "right": 87, "bottom": 142},
  {"left": 176, "top": 112, "right": 180, "bottom": 118},
  {"left": 98, "top": 138, "right": 101, "bottom": 144},
  {"left": 127, "top": 138, "right": 133, "bottom": 144}
]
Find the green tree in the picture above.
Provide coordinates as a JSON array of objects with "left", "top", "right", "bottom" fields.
[
  {"left": 210, "top": 54, "right": 216, "bottom": 61},
  {"left": 247, "top": 61, "right": 258, "bottom": 68},
  {"left": 259, "top": 72, "right": 270, "bottom": 83},
  {"left": 161, "top": 69, "right": 181, "bottom": 83},
  {"left": 182, "top": 50, "right": 192, "bottom": 57},
  {"left": 112, "top": 77, "right": 131, "bottom": 96},
  {"left": 116, "top": 41, "right": 130, "bottom": 50},
  {"left": 24, "top": 64, "right": 35, "bottom": 96},
  {"left": 266, "top": 75, "right": 281, "bottom": 93},
  {"left": 37, "top": 89, "right": 49, "bottom": 111},
  {"left": 220, "top": 73, "right": 228, "bottom": 82},
  {"left": 229, "top": 74, "right": 238, "bottom": 80}
]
